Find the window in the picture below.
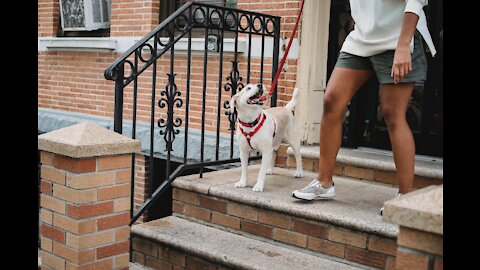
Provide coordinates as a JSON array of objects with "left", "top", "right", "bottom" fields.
[{"left": 58, "top": 0, "right": 111, "bottom": 37}]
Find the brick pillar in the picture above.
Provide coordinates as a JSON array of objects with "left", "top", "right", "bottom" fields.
[
  {"left": 383, "top": 185, "right": 443, "bottom": 270},
  {"left": 38, "top": 122, "right": 140, "bottom": 270}
]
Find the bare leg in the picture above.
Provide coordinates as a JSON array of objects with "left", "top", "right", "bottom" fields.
[
  {"left": 379, "top": 83, "right": 415, "bottom": 194},
  {"left": 317, "top": 68, "right": 373, "bottom": 187}
]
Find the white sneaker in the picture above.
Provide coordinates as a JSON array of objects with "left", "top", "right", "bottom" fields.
[
  {"left": 292, "top": 179, "right": 335, "bottom": 201},
  {"left": 380, "top": 192, "right": 402, "bottom": 215}
]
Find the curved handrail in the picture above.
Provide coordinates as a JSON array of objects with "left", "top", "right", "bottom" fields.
[{"left": 104, "top": 1, "right": 193, "bottom": 81}]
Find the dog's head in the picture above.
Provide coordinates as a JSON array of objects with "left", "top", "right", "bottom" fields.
[{"left": 229, "top": 83, "right": 267, "bottom": 116}]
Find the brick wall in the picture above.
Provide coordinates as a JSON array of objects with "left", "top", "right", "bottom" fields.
[
  {"left": 38, "top": 0, "right": 60, "bottom": 37},
  {"left": 38, "top": 0, "right": 301, "bottom": 134}
]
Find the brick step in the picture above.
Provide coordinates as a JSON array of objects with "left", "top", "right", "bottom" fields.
[
  {"left": 131, "top": 215, "right": 365, "bottom": 270},
  {"left": 172, "top": 165, "right": 400, "bottom": 269},
  {"left": 278, "top": 146, "right": 443, "bottom": 189}
]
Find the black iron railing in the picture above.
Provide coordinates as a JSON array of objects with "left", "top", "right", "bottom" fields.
[{"left": 104, "top": 1, "right": 280, "bottom": 225}]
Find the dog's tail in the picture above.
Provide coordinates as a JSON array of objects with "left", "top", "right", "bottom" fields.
[{"left": 284, "top": 87, "right": 299, "bottom": 111}]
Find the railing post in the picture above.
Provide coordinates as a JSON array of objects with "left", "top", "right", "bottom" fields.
[
  {"left": 271, "top": 17, "right": 281, "bottom": 107},
  {"left": 114, "top": 62, "right": 125, "bottom": 134}
]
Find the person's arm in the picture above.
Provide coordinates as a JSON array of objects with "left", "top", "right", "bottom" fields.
[{"left": 391, "top": 0, "right": 427, "bottom": 84}]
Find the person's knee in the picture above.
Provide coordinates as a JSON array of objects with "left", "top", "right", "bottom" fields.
[
  {"left": 322, "top": 91, "right": 342, "bottom": 117},
  {"left": 381, "top": 104, "right": 404, "bottom": 127}
]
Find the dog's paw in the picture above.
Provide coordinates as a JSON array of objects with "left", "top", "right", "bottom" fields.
[
  {"left": 266, "top": 168, "right": 273, "bottom": 175},
  {"left": 293, "top": 170, "right": 304, "bottom": 178},
  {"left": 252, "top": 183, "right": 264, "bottom": 192},
  {"left": 234, "top": 180, "right": 247, "bottom": 188}
]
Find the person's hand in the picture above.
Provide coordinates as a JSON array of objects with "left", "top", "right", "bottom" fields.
[{"left": 391, "top": 44, "right": 412, "bottom": 84}]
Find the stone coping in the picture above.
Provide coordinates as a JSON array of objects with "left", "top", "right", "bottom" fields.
[
  {"left": 287, "top": 146, "right": 443, "bottom": 179},
  {"left": 132, "top": 216, "right": 363, "bottom": 270},
  {"left": 38, "top": 122, "right": 140, "bottom": 158},
  {"left": 172, "top": 164, "right": 399, "bottom": 238},
  {"left": 383, "top": 185, "right": 443, "bottom": 235}
]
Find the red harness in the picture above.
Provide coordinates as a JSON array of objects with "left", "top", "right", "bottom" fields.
[{"left": 238, "top": 113, "right": 276, "bottom": 149}]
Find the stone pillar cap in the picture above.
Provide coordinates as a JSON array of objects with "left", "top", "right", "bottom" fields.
[
  {"left": 383, "top": 185, "right": 443, "bottom": 235},
  {"left": 38, "top": 122, "right": 141, "bottom": 158}
]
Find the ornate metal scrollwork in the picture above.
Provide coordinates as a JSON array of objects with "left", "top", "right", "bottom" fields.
[
  {"left": 223, "top": 60, "right": 244, "bottom": 131},
  {"left": 158, "top": 73, "right": 183, "bottom": 151}
]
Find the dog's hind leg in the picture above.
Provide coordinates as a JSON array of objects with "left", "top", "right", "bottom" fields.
[
  {"left": 253, "top": 147, "right": 273, "bottom": 192},
  {"left": 235, "top": 146, "right": 249, "bottom": 188},
  {"left": 266, "top": 151, "right": 276, "bottom": 175},
  {"left": 286, "top": 125, "right": 304, "bottom": 178},
  {"left": 290, "top": 141, "right": 304, "bottom": 178}
]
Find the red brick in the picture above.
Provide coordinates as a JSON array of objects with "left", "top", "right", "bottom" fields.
[
  {"left": 368, "top": 235, "right": 397, "bottom": 256},
  {"left": 53, "top": 155, "right": 96, "bottom": 173},
  {"left": 98, "top": 184, "right": 131, "bottom": 201},
  {"left": 345, "top": 246, "right": 386, "bottom": 269},
  {"left": 41, "top": 151, "right": 54, "bottom": 165},
  {"left": 97, "top": 212, "right": 130, "bottom": 230},
  {"left": 41, "top": 180, "right": 53, "bottom": 195},
  {"left": 98, "top": 155, "right": 131, "bottom": 171},
  {"left": 53, "top": 242, "right": 95, "bottom": 264},
  {"left": 41, "top": 223, "right": 65, "bottom": 243},
  {"left": 184, "top": 204, "right": 211, "bottom": 222},
  {"left": 96, "top": 240, "right": 129, "bottom": 259},
  {"left": 396, "top": 249, "right": 430, "bottom": 270},
  {"left": 198, "top": 195, "right": 227, "bottom": 213},
  {"left": 65, "top": 258, "right": 113, "bottom": 270},
  {"left": 41, "top": 166, "right": 66, "bottom": 184},
  {"left": 172, "top": 200, "right": 185, "bottom": 213},
  {"left": 258, "top": 210, "right": 291, "bottom": 229},
  {"left": 307, "top": 237, "right": 345, "bottom": 258},
  {"left": 211, "top": 212, "right": 240, "bottom": 230},
  {"left": 273, "top": 229, "right": 307, "bottom": 248},
  {"left": 66, "top": 201, "right": 114, "bottom": 219},
  {"left": 292, "top": 219, "right": 328, "bottom": 239},
  {"left": 241, "top": 220, "right": 273, "bottom": 239},
  {"left": 172, "top": 189, "right": 198, "bottom": 205}
]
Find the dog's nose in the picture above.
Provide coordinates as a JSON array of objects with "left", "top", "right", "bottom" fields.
[{"left": 257, "top": 84, "right": 263, "bottom": 93}]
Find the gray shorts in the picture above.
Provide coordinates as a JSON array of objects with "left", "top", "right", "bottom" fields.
[{"left": 335, "top": 31, "right": 428, "bottom": 84}]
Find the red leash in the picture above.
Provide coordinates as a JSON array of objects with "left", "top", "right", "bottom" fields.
[{"left": 267, "top": 0, "right": 306, "bottom": 97}]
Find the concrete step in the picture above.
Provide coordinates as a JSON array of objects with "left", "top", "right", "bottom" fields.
[
  {"left": 172, "top": 164, "right": 402, "bottom": 269},
  {"left": 131, "top": 215, "right": 366, "bottom": 270},
  {"left": 280, "top": 146, "right": 443, "bottom": 189}
]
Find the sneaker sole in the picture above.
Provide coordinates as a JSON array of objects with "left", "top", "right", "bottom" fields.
[{"left": 292, "top": 192, "right": 335, "bottom": 201}]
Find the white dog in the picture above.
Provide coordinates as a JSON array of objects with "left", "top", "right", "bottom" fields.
[{"left": 229, "top": 83, "right": 304, "bottom": 192}]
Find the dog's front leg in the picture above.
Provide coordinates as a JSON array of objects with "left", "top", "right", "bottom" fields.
[
  {"left": 252, "top": 147, "right": 273, "bottom": 192},
  {"left": 235, "top": 146, "right": 249, "bottom": 188}
]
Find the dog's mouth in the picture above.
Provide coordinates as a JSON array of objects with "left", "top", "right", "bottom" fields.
[{"left": 247, "top": 91, "right": 267, "bottom": 105}]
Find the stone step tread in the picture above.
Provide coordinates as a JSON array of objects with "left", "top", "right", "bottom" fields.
[
  {"left": 173, "top": 165, "right": 400, "bottom": 238},
  {"left": 287, "top": 146, "right": 443, "bottom": 179},
  {"left": 132, "top": 216, "right": 365, "bottom": 270}
]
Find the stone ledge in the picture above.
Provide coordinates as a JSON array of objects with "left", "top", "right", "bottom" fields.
[
  {"left": 287, "top": 146, "right": 443, "bottom": 179},
  {"left": 38, "top": 122, "right": 140, "bottom": 158},
  {"left": 383, "top": 185, "right": 443, "bottom": 235},
  {"left": 132, "top": 216, "right": 363, "bottom": 270}
]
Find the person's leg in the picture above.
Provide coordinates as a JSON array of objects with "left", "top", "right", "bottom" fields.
[
  {"left": 379, "top": 83, "right": 415, "bottom": 194},
  {"left": 316, "top": 67, "right": 373, "bottom": 187}
]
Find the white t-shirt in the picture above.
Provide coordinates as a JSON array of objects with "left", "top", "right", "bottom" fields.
[{"left": 340, "top": 0, "right": 437, "bottom": 57}]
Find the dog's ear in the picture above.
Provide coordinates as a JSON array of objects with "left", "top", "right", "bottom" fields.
[{"left": 229, "top": 92, "right": 240, "bottom": 113}]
